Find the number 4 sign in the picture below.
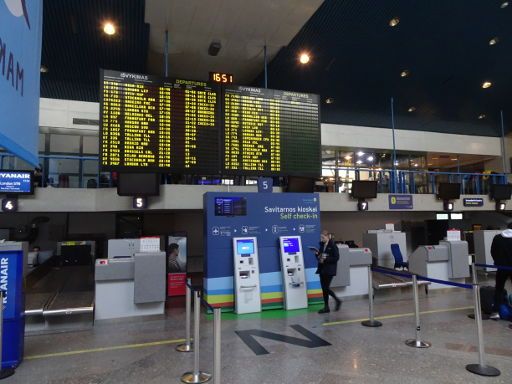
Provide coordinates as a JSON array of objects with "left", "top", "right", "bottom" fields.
[{"left": 2, "top": 198, "right": 18, "bottom": 212}]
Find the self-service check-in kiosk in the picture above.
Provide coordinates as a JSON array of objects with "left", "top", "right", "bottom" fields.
[
  {"left": 233, "top": 237, "right": 261, "bottom": 314},
  {"left": 363, "top": 230, "right": 407, "bottom": 268},
  {"left": 331, "top": 244, "right": 373, "bottom": 297},
  {"left": 474, "top": 230, "right": 502, "bottom": 271},
  {"left": 279, "top": 236, "right": 307, "bottom": 310},
  {"left": 0, "top": 242, "right": 27, "bottom": 371},
  {"left": 409, "top": 240, "right": 470, "bottom": 289}
]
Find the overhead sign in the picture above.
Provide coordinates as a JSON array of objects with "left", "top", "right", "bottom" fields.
[
  {"left": 463, "top": 198, "right": 484, "bottom": 207},
  {"left": 257, "top": 177, "right": 273, "bottom": 193},
  {"left": 0, "top": 171, "right": 33, "bottom": 194},
  {"left": 388, "top": 194, "right": 413, "bottom": 210},
  {"left": 0, "top": 0, "right": 43, "bottom": 166}
]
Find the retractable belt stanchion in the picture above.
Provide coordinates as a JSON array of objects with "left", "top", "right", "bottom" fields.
[
  {"left": 466, "top": 264, "right": 501, "bottom": 377},
  {"left": 361, "top": 266, "right": 382, "bottom": 327},
  {"left": 0, "top": 291, "right": 16, "bottom": 380},
  {"left": 181, "top": 290, "right": 211, "bottom": 384},
  {"left": 213, "top": 307, "right": 221, "bottom": 384},
  {"left": 405, "top": 275, "right": 431, "bottom": 348},
  {"left": 467, "top": 263, "right": 489, "bottom": 320},
  {"left": 177, "top": 279, "right": 193, "bottom": 352}
]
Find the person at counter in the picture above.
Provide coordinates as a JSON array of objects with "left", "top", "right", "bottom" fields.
[
  {"left": 490, "top": 223, "right": 512, "bottom": 320},
  {"left": 314, "top": 230, "right": 342, "bottom": 314}
]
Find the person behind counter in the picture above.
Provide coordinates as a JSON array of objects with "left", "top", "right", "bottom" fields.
[
  {"left": 490, "top": 222, "right": 512, "bottom": 320},
  {"left": 314, "top": 230, "right": 342, "bottom": 314}
]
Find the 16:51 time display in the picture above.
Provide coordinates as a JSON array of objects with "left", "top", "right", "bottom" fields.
[{"left": 209, "top": 72, "right": 234, "bottom": 84}]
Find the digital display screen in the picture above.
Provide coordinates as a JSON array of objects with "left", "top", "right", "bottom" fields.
[
  {"left": 282, "top": 237, "right": 300, "bottom": 253},
  {"left": 117, "top": 173, "right": 160, "bottom": 196},
  {"left": 237, "top": 239, "right": 254, "bottom": 255},
  {"left": 436, "top": 213, "right": 449, "bottom": 220},
  {"left": 0, "top": 171, "right": 33, "bottom": 194},
  {"left": 222, "top": 86, "right": 321, "bottom": 177},
  {"left": 214, "top": 197, "right": 247, "bottom": 216},
  {"left": 100, "top": 70, "right": 219, "bottom": 173},
  {"left": 351, "top": 181, "right": 378, "bottom": 199}
]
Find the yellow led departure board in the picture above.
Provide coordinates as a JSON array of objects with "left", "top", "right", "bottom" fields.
[
  {"left": 222, "top": 86, "right": 320, "bottom": 177},
  {"left": 100, "top": 70, "right": 219, "bottom": 173}
]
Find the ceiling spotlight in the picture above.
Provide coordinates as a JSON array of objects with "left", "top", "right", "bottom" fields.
[
  {"left": 344, "top": 155, "right": 352, "bottom": 160},
  {"left": 413, "top": 163, "right": 419, "bottom": 167},
  {"left": 408, "top": 106, "right": 416, "bottom": 112},
  {"left": 40, "top": 65, "right": 48, "bottom": 73},
  {"left": 299, "top": 52, "right": 310, "bottom": 64},
  {"left": 501, "top": 1, "right": 509, "bottom": 8},
  {"left": 103, "top": 22, "right": 116, "bottom": 36},
  {"left": 367, "top": 156, "right": 374, "bottom": 162},
  {"left": 428, "top": 163, "right": 433, "bottom": 166},
  {"left": 432, "top": 157, "right": 439, "bottom": 160},
  {"left": 389, "top": 17, "right": 400, "bottom": 27},
  {"left": 400, "top": 69, "right": 410, "bottom": 78},
  {"left": 394, "top": 161, "right": 399, "bottom": 166},
  {"left": 478, "top": 114, "right": 486, "bottom": 120},
  {"left": 356, "top": 160, "right": 363, "bottom": 165},
  {"left": 451, "top": 158, "right": 458, "bottom": 161},
  {"left": 482, "top": 81, "right": 492, "bottom": 89},
  {"left": 489, "top": 37, "right": 499, "bottom": 46},
  {"left": 325, "top": 97, "right": 335, "bottom": 104},
  {"left": 357, "top": 151, "right": 365, "bottom": 157}
]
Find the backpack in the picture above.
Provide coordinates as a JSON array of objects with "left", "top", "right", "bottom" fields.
[{"left": 480, "top": 286, "right": 508, "bottom": 314}]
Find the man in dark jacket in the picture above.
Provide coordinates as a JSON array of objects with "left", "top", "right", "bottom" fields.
[
  {"left": 490, "top": 222, "right": 512, "bottom": 319},
  {"left": 315, "top": 230, "right": 342, "bottom": 314}
]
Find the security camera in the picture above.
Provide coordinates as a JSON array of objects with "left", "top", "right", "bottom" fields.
[{"left": 208, "top": 40, "right": 221, "bottom": 56}]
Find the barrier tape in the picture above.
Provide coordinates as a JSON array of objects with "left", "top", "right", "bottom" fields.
[
  {"left": 416, "top": 275, "right": 472, "bottom": 289},
  {"left": 371, "top": 266, "right": 413, "bottom": 279},
  {"left": 475, "top": 263, "right": 512, "bottom": 272}
]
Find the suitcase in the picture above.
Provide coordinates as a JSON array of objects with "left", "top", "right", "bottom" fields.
[{"left": 480, "top": 286, "right": 508, "bottom": 314}]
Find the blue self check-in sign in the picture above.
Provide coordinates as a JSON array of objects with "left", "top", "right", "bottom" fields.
[
  {"left": 389, "top": 194, "right": 413, "bottom": 210},
  {"left": 0, "top": 171, "right": 33, "bottom": 194}
]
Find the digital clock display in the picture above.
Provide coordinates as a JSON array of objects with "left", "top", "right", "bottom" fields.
[{"left": 210, "top": 72, "right": 234, "bottom": 84}]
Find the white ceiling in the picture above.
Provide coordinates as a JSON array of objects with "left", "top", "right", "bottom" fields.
[{"left": 144, "top": 0, "right": 324, "bottom": 83}]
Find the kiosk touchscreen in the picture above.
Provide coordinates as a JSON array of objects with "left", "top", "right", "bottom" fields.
[
  {"left": 279, "top": 236, "right": 308, "bottom": 310},
  {"left": 233, "top": 237, "right": 261, "bottom": 314}
]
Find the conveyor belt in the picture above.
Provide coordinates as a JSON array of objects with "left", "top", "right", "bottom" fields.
[
  {"left": 372, "top": 271, "right": 430, "bottom": 290},
  {"left": 44, "top": 291, "right": 94, "bottom": 316},
  {"left": 25, "top": 292, "right": 55, "bottom": 316}
]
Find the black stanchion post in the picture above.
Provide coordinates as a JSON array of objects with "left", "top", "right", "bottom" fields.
[
  {"left": 466, "top": 264, "right": 501, "bottom": 377},
  {"left": 405, "top": 275, "right": 431, "bottom": 348},
  {"left": 0, "top": 290, "right": 16, "bottom": 380},
  {"left": 177, "top": 279, "right": 193, "bottom": 352},
  {"left": 181, "top": 290, "right": 211, "bottom": 384},
  {"left": 362, "top": 266, "right": 382, "bottom": 327}
]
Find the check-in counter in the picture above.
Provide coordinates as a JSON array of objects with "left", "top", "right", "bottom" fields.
[
  {"left": 409, "top": 240, "right": 469, "bottom": 289},
  {"left": 94, "top": 251, "right": 166, "bottom": 320},
  {"left": 363, "top": 230, "right": 407, "bottom": 268},
  {"left": 331, "top": 244, "right": 373, "bottom": 297}
]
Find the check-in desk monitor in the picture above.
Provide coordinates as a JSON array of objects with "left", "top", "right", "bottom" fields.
[
  {"left": 279, "top": 236, "right": 308, "bottom": 310},
  {"left": 233, "top": 237, "right": 261, "bottom": 314}
]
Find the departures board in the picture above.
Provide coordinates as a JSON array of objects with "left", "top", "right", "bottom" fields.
[
  {"left": 100, "top": 70, "right": 219, "bottom": 173},
  {"left": 223, "top": 86, "right": 320, "bottom": 176},
  {"left": 100, "top": 70, "right": 321, "bottom": 177}
]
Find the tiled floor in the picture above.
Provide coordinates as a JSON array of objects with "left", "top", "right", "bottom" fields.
[{"left": 5, "top": 287, "right": 512, "bottom": 384}]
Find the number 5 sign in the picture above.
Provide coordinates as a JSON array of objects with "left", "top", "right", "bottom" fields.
[{"left": 257, "top": 177, "right": 273, "bottom": 193}]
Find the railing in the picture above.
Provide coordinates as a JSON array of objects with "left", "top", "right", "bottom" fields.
[{"left": 1, "top": 152, "right": 509, "bottom": 194}]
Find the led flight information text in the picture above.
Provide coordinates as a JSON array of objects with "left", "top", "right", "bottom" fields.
[
  {"left": 223, "top": 86, "right": 320, "bottom": 176},
  {"left": 100, "top": 70, "right": 219, "bottom": 173}
]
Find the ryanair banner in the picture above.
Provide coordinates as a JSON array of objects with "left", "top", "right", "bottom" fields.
[{"left": 0, "top": 0, "right": 43, "bottom": 166}]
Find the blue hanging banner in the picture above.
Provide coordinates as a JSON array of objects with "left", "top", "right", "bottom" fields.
[{"left": 0, "top": 0, "right": 43, "bottom": 166}]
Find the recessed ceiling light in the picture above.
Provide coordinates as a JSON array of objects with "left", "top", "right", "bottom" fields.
[
  {"left": 299, "top": 52, "right": 310, "bottom": 64},
  {"left": 432, "top": 157, "right": 439, "bottom": 160},
  {"left": 478, "top": 114, "right": 486, "bottom": 120},
  {"left": 451, "top": 158, "right": 458, "bottom": 161},
  {"left": 367, "top": 156, "right": 374, "bottom": 162},
  {"left": 103, "top": 22, "right": 116, "bottom": 35},
  {"left": 408, "top": 106, "right": 416, "bottom": 112},
  {"left": 489, "top": 37, "right": 499, "bottom": 46},
  {"left": 413, "top": 163, "right": 419, "bottom": 167},
  {"left": 344, "top": 155, "right": 352, "bottom": 160},
  {"left": 482, "top": 81, "right": 492, "bottom": 89},
  {"left": 428, "top": 163, "right": 433, "bottom": 166},
  {"left": 389, "top": 17, "right": 400, "bottom": 27},
  {"left": 400, "top": 69, "right": 410, "bottom": 78},
  {"left": 356, "top": 160, "right": 363, "bottom": 165},
  {"left": 357, "top": 151, "right": 365, "bottom": 157},
  {"left": 40, "top": 65, "right": 48, "bottom": 73},
  {"left": 394, "top": 161, "right": 399, "bottom": 166},
  {"left": 501, "top": 1, "right": 509, "bottom": 9},
  {"left": 325, "top": 97, "right": 334, "bottom": 104}
]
